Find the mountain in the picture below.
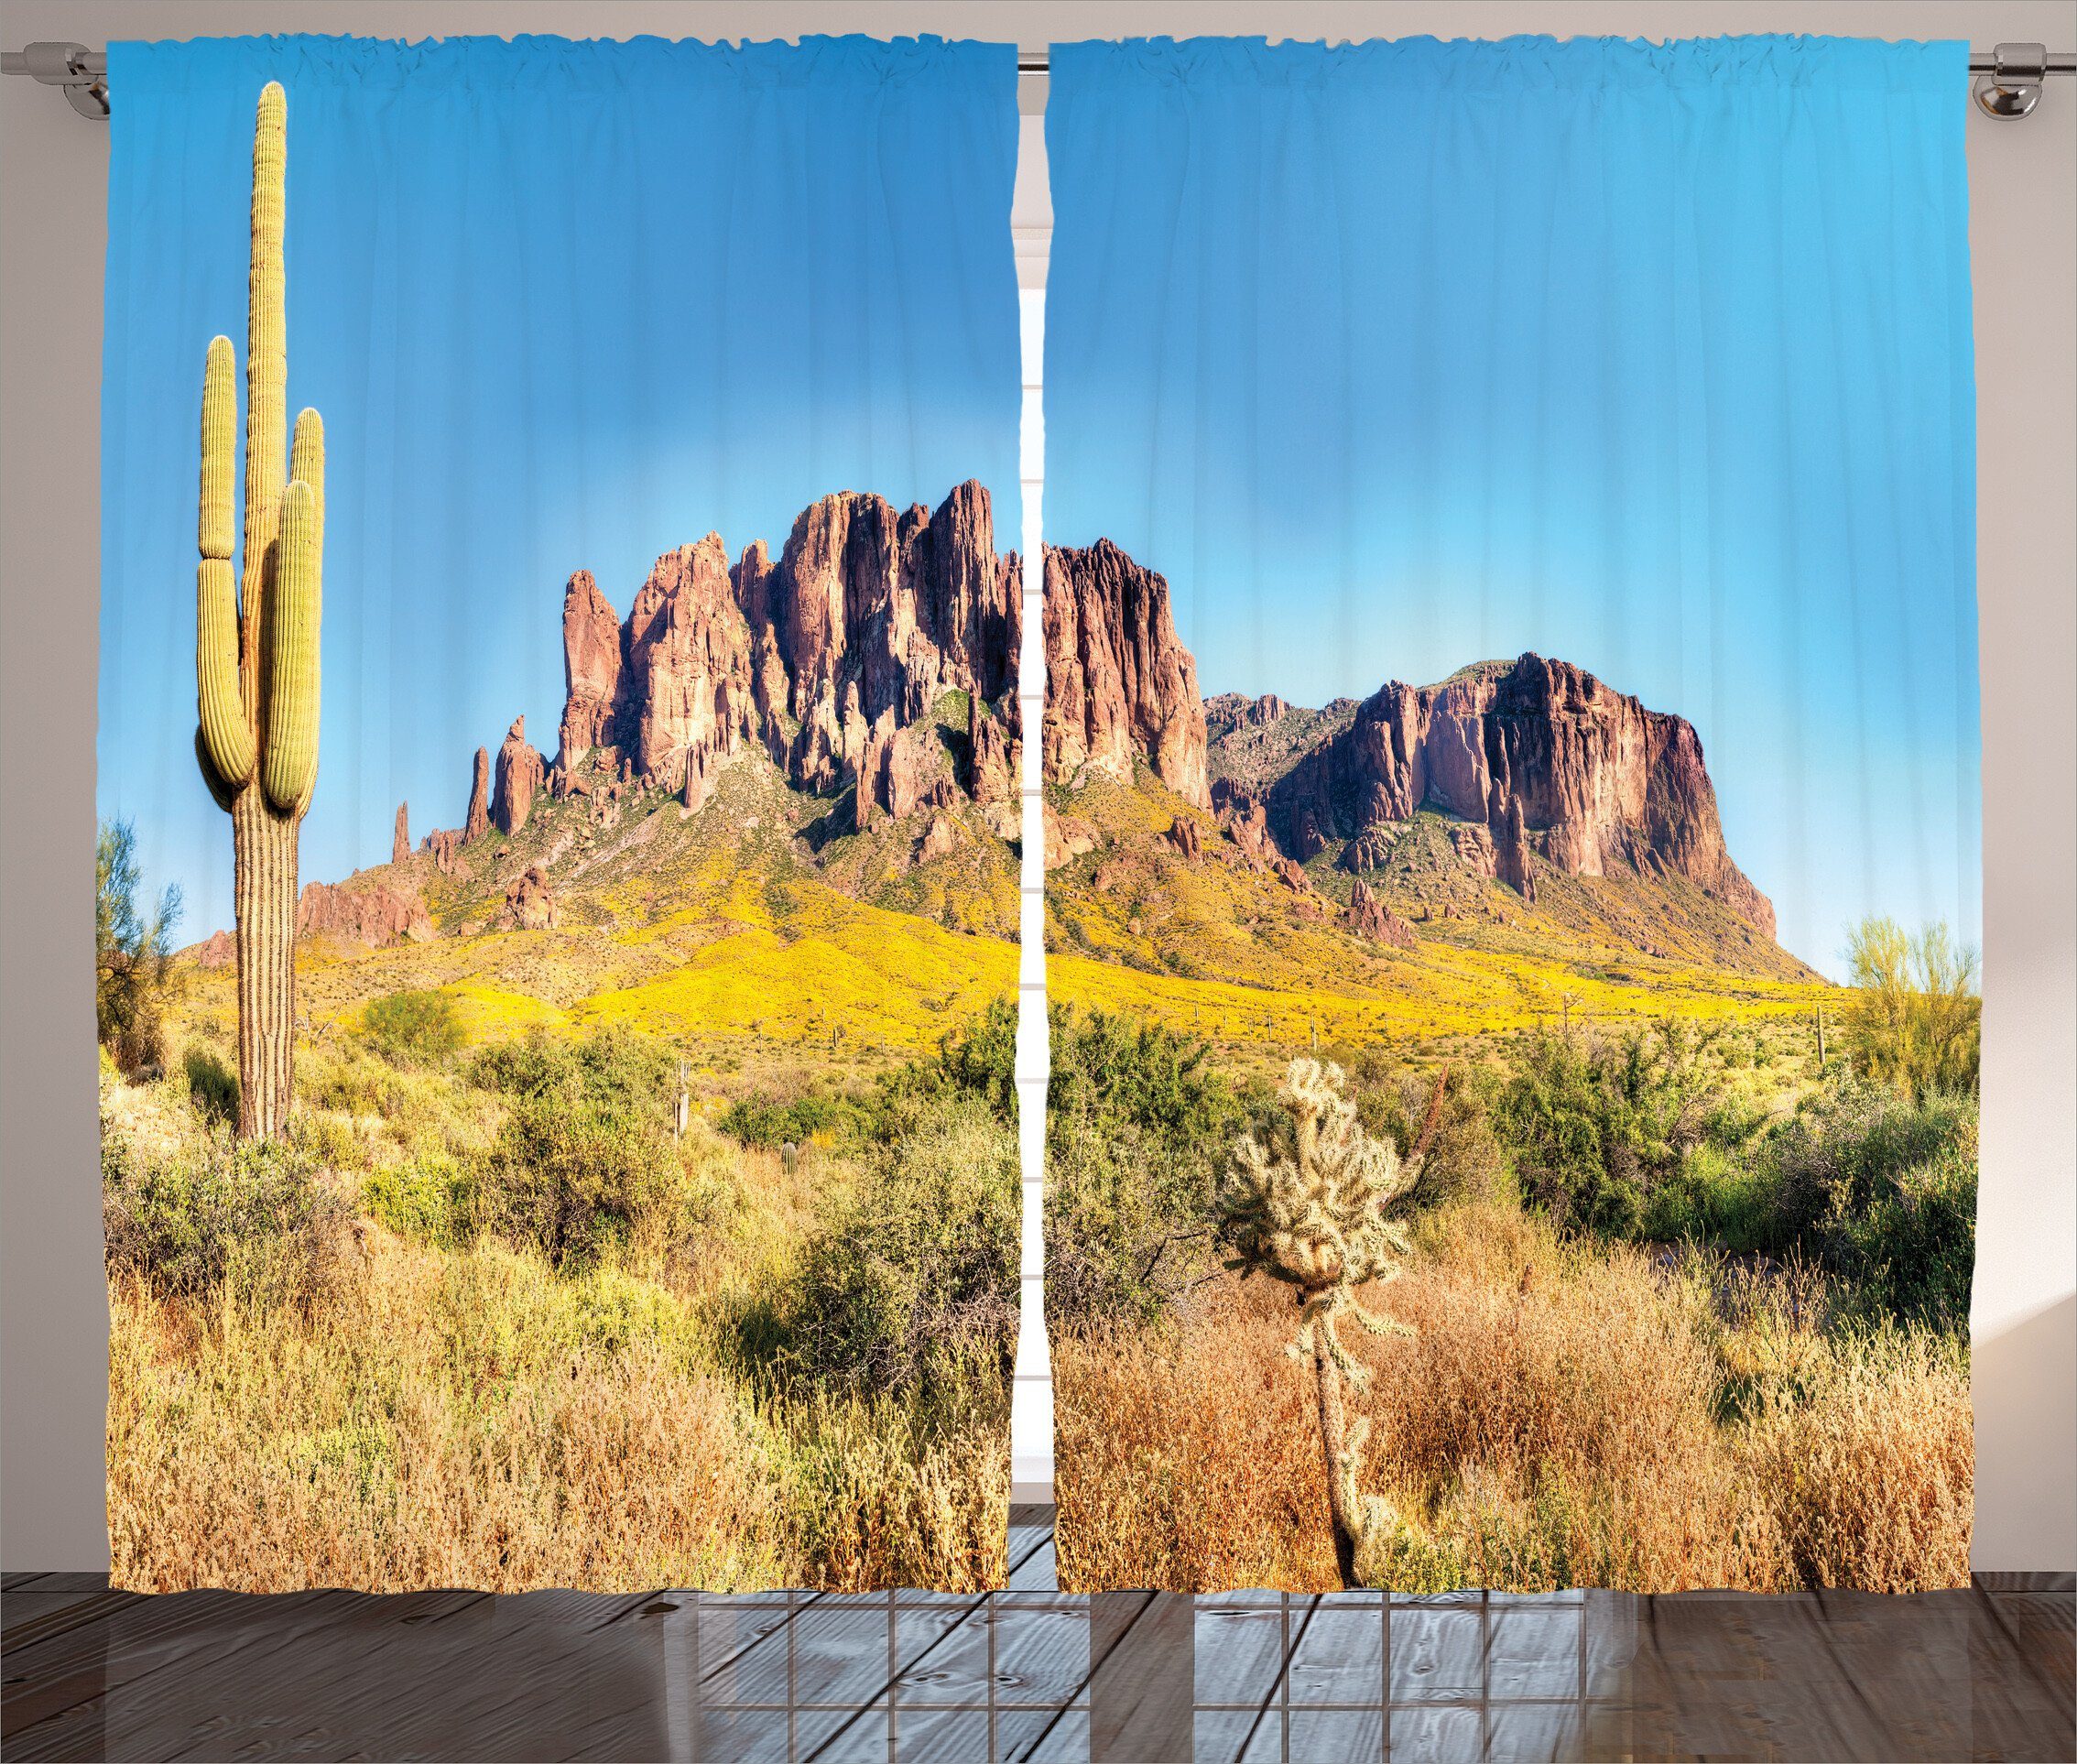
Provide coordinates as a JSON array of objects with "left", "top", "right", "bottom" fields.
[
  {"left": 246, "top": 484, "right": 1026, "bottom": 1059},
  {"left": 1040, "top": 535, "right": 1814, "bottom": 985}
]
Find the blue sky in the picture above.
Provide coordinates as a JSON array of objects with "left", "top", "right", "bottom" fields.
[
  {"left": 100, "top": 35, "right": 1020, "bottom": 939},
  {"left": 1042, "top": 38, "right": 1981, "bottom": 975}
]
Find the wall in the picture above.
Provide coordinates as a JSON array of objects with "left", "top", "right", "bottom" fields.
[{"left": 4, "top": 0, "right": 2070, "bottom": 1573}]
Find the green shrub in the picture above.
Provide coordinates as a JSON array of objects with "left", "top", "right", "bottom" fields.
[
  {"left": 1767, "top": 1083, "right": 1976, "bottom": 1327},
  {"left": 470, "top": 1024, "right": 673, "bottom": 1113},
  {"left": 1639, "top": 1142, "right": 1790, "bottom": 1258},
  {"left": 776, "top": 1098, "right": 1017, "bottom": 1393},
  {"left": 360, "top": 1155, "right": 475, "bottom": 1247},
  {"left": 720, "top": 1089, "right": 865, "bottom": 1151},
  {"left": 1840, "top": 917, "right": 1980, "bottom": 1101},
  {"left": 96, "top": 819, "right": 183, "bottom": 1078},
  {"left": 183, "top": 1043, "right": 240, "bottom": 1127},
  {"left": 360, "top": 988, "right": 466, "bottom": 1066},
  {"left": 1043, "top": 1007, "right": 1245, "bottom": 1328},
  {"left": 474, "top": 1093, "right": 676, "bottom": 1266},
  {"left": 1495, "top": 1018, "right": 1723, "bottom": 1236},
  {"left": 1349, "top": 1054, "right": 1507, "bottom": 1211},
  {"left": 103, "top": 1128, "right": 351, "bottom": 1310}
]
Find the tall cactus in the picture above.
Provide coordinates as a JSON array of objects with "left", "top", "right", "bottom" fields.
[
  {"left": 1218, "top": 1059, "right": 1422, "bottom": 1587},
  {"left": 193, "top": 82, "right": 323, "bottom": 1138}
]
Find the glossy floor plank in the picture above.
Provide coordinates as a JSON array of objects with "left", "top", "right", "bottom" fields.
[{"left": 3, "top": 1528, "right": 2070, "bottom": 1762}]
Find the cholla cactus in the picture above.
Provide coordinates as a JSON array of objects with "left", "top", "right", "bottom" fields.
[
  {"left": 192, "top": 82, "right": 325, "bottom": 1138},
  {"left": 1219, "top": 1057, "right": 1419, "bottom": 1587}
]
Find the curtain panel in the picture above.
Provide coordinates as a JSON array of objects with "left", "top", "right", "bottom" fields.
[
  {"left": 98, "top": 34, "right": 1025, "bottom": 1593},
  {"left": 1038, "top": 36, "right": 1980, "bottom": 1594}
]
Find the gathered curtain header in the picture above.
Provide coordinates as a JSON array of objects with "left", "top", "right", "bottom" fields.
[
  {"left": 108, "top": 33, "right": 1012, "bottom": 96},
  {"left": 1050, "top": 34, "right": 1968, "bottom": 93}
]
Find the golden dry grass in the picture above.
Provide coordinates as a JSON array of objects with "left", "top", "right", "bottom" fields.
[
  {"left": 1054, "top": 1203, "right": 1970, "bottom": 1595},
  {"left": 108, "top": 1236, "right": 1009, "bottom": 1595}
]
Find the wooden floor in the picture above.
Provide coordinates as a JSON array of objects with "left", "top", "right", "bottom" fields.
[{"left": 4, "top": 1512, "right": 2071, "bottom": 1761}]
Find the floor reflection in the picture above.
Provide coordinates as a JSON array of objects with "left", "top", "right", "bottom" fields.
[{"left": 5, "top": 1518, "right": 2069, "bottom": 1762}]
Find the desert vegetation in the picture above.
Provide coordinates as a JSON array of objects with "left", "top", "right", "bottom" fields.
[
  {"left": 1049, "top": 918, "right": 1977, "bottom": 1595},
  {"left": 102, "top": 993, "right": 1018, "bottom": 1593}
]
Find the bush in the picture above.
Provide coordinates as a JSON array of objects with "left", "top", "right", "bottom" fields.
[
  {"left": 361, "top": 989, "right": 466, "bottom": 1066},
  {"left": 1767, "top": 1083, "right": 1976, "bottom": 1328},
  {"left": 96, "top": 819, "right": 182, "bottom": 1078},
  {"left": 103, "top": 1128, "right": 352, "bottom": 1311},
  {"left": 1495, "top": 1018, "right": 1722, "bottom": 1236},
  {"left": 360, "top": 1155, "right": 475, "bottom": 1247},
  {"left": 1348, "top": 1054, "right": 1507, "bottom": 1211},
  {"left": 1840, "top": 918, "right": 1979, "bottom": 1101},
  {"left": 184, "top": 1043, "right": 240, "bottom": 1127},
  {"left": 475, "top": 1093, "right": 677, "bottom": 1266},
  {"left": 776, "top": 1098, "right": 1017, "bottom": 1394},
  {"left": 1044, "top": 1008, "right": 1245, "bottom": 1328},
  {"left": 470, "top": 1024, "right": 673, "bottom": 1114},
  {"left": 720, "top": 1089, "right": 865, "bottom": 1151}
]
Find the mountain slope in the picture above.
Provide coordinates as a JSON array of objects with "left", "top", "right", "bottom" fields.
[{"left": 1039, "top": 537, "right": 1825, "bottom": 1055}]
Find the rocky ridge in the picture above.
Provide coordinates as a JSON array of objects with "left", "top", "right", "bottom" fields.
[{"left": 1044, "top": 539, "right": 1780, "bottom": 949}]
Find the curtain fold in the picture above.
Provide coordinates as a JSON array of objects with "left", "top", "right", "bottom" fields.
[
  {"left": 1040, "top": 35, "right": 1979, "bottom": 1595},
  {"left": 99, "top": 34, "right": 1024, "bottom": 1593}
]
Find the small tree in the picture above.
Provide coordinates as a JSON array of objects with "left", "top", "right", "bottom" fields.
[
  {"left": 1217, "top": 1058, "right": 1430, "bottom": 1587},
  {"left": 1841, "top": 917, "right": 1979, "bottom": 1100},
  {"left": 96, "top": 819, "right": 183, "bottom": 1075}
]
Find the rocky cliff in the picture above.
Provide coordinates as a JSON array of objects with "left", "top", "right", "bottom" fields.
[
  {"left": 1042, "top": 538, "right": 1778, "bottom": 947},
  {"left": 1041, "top": 539, "right": 1209, "bottom": 808},
  {"left": 419, "top": 481, "right": 1021, "bottom": 856},
  {"left": 548, "top": 479, "right": 1019, "bottom": 820},
  {"left": 1259, "top": 655, "right": 1775, "bottom": 938}
]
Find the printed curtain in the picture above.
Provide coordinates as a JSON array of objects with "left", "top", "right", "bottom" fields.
[
  {"left": 99, "top": 35, "right": 1024, "bottom": 1592},
  {"left": 1039, "top": 36, "right": 1980, "bottom": 1594}
]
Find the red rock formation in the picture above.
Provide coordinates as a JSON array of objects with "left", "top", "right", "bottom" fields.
[
  {"left": 1205, "top": 691, "right": 1289, "bottom": 732},
  {"left": 1167, "top": 816, "right": 1203, "bottom": 859},
  {"left": 1042, "top": 539, "right": 1209, "bottom": 808},
  {"left": 422, "top": 828, "right": 469, "bottom": 879},
  {"left": 391, "top": 803, "right": 409, "bottom": 867},
  {"left": 918, "top": 812, "right": 961, "bottom": 863},
  {"left": 1348, "top": 878, "right": 1417, "bottom": 949},
  {"left": 556, "top": 569, "right": 624, "bottom": 772},
  {"left": 194, "top": 928, "right": 234, "bottom": 970},
  {"left": 968, "top": 693, "right": 1016, "bottom": 804},
  {"left": 463, "top": 747, "right": 491, "bottom": 844},
  {"left": 500, "top": 866, "right": 559, "bottom": 931},
  {"left": 491, "top": 717, "right": 545, "bottom": 836},
  {"left": 539, "top": 480, "right": 1020, "bottom": 822},
  {"left": 297, "top": 877, "right": 430, "bottom": 947},
  {"left": 1043, "top": 805, "right": 1098, "bottom": 871},
  {"left": 1266, "top": 654, "right": 1773, "bottom": 938},
  {"left": 620, "top": 536, "right": 759, "bottom": 788}
]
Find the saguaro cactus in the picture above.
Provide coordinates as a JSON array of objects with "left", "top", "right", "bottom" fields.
[
  {"left": 193, "top": 82, "right": 324, "bottom": 1138},
  {"left": 1218, "top": 1058, "right": 1423, "bottom": 1587}
]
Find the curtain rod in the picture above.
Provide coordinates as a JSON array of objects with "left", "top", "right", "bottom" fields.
[{"left": 7, "top": 39, "right": 2074, "bottom": 122}]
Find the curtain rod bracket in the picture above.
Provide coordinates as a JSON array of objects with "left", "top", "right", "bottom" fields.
[
  {"left": 1974, "top": 42, "right": 2064, "bottom": 118},
  {"left": 1, "top": 41, "right": 107, "bottom": 117}
]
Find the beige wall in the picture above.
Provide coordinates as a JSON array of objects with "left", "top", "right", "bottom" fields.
[{"left": 4, "top": 0, "right": 2071, "bottom": 1573}]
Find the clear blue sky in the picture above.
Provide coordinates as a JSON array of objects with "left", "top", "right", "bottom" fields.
[
  {"left": 100, "top": 35, "right": 1020, "bottom": 939},
  {"left": 1043, "top": 37, "right": 1982, "bottom": 976}
]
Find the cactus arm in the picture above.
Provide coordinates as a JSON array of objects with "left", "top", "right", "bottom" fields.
[
  {"left": 238, "top": 81, "right": 288, "bottom": 719},
  {"left": 195, "top": 726, "right": 238, "bottom": 812},
  {"left": 283, "top": 408, "right": 324, "bottom": 814},
  {"left": 261, "top": 479, "right": 321, "bottom": 812},
  {"left": 196, "top": 336, "right": 256, "bottom": 792}
]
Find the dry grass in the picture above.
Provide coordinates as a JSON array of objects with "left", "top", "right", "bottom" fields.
[
  {"left": 108, "top": 1233, "right": 1006, "bottom": 1595},
  {"left": 1054, "top": 1202, "right": 1970, "bottom": 1595}
]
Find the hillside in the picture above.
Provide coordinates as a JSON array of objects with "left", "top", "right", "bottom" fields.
[
  {"left": 1040, "top": 537, "right": 1832, "bottom": 1067},
  {"left": 184, "top": 483, "right": 1024, "bottom": 1079}
]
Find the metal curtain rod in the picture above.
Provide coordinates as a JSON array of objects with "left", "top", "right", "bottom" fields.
[{"left": 7, "top": 39, "right": 2076, "bottom": 121}]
